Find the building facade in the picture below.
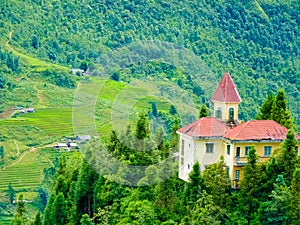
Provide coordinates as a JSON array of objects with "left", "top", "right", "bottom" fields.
[{"left": 177, "top": 72, "right": 300, "bottom": 188}]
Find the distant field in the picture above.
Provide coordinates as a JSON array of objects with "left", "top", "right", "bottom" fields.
[{"left": 0, "top": 148, "right": 61, "bottom": 192}]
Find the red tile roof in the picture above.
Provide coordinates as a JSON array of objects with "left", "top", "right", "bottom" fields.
[
  {"left": 178, "top": 119, "right": 300, "bottom": 141},
  {"left": 177, "top": 117, "right": 227, "bottom": 138},
  {"left": 211, "top": 72, "right": 242, "bottom": 103},
  {"left": 224, "top": 120, "right": 300, "bottom": 141}
]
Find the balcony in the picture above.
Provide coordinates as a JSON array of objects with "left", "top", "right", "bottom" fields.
[
  {"left": 234, "top": 156, "right": 247, "bottom": 166},
  {"left": 235, "top": 156, "right": 270, "bottom": 166}
]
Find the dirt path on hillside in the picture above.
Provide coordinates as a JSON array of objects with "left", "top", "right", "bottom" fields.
[
  {"left": 4, "top": 151, "right": 28, "bottom": 169},
  {"left": 34, "top": 84, "right": 45, "bottom": 106},
  {"left": 7, "top": 31, "right": 13, "bottom": 44},
  {"left": 14, "top": 140, "right": 20, "bottom": 156}
]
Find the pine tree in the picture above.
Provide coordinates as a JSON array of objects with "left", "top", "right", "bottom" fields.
[
  {"left": 257, "top": 90, "right": 294, "bottom": 129},
  {"left": 198, "top": 104, "right": 209, "bottom": 118},
  {"left": 270, "top": 90, "right": 294, "bottom": 129},
  {"left": 256, "top": 175, "right": 291, "bottom": 225},
  {"left": 135, "top": 113, "right": 150, "bottom": 140},
  {"left": 11, "top": 194, "right": 27, "bottom": 225},
  {"left": 52, "top": 192, "right": 67, "bottom": 225},
  {"left": 6, "top": 182, "right": 16, "bottom": 204},
  {"left": 169, "top": 105, "right": 177, "bottom": 115},
  {"left": 0, "top": 145, "right": 4, "bottom": 161},
  {"left": 151, "top": 102, "right": 158, "bottom": 117},
  {"left": 239, "top": 147, "right": 261, "bottom": 224},
  {"left": 37, "top": 185, "right": 47, "bottom": 212},
  {"left": 256, "top": 94, "right": 274, "bottom": 120},
  {"left": 32, "top": 211, "right": 42, "bottom": 225},
  {"left": 183, "top": 162, "right": 204, "bottom": 206},
  {"left": 202, "top": 156, "right": 231, "bottom": 209},
  {"left": 75, "top": 161, "right": 98, "bottom": 223},
  {"left": 281, "top": 129, "right": 298, "bottom": 184},
  {"left": 290, "top": 168, "right": 300, "bottom": 224}
]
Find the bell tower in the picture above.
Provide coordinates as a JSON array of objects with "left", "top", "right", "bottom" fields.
[{"left": 211, "top": 72, "right": 241, "bottom": 122}]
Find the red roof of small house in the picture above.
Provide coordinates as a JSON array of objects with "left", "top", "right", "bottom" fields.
[
  {"left": 224, "top": 120, "right": 300, "bottom": 141},
  {"left": 211, "top": 72, "right": 242, "bottom": 103},
  {"left": 177, "top": 117, "right": 227, "bottom": 138}
]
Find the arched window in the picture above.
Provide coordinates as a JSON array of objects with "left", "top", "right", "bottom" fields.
[
  {"left": 229, "top": 107, "right": 234, "bottom": 120},
  {"left": 216, "top": 107, "right": 222, "bottom": 119}
]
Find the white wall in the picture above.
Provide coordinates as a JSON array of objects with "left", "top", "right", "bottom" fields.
[{"left": 178, "top": 135, "right": 195, "bottom": 181}]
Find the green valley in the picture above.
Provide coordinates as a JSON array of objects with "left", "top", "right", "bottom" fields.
[{"left": 0, "top": 0, "right": 299, "bottom": 224}]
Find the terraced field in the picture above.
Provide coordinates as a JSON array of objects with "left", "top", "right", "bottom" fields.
[
  {"left": 0, "top": 148, "right": 60, "bottom": 192},
  {"left": 0, "top": 76, "right": 175, "bottom": 225}
]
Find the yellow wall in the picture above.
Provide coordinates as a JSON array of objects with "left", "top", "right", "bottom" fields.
[
  {"left": 233, "top": 142, "right": 280, "bottom": 158},
  {"left": 231, "top": 142, "right": 300, "bottom": 188}
]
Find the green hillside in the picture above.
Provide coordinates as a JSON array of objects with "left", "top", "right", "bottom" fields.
[
  {"left": 0, "top": 0, "right": 299, "bottom": 224},
  {"left": 0, "top": 0, "right": 299, "bottom": 124}
]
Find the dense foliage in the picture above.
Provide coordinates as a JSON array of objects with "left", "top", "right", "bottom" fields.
[{"left": 8, "top": 117, "right": 299, "bottom": 225}]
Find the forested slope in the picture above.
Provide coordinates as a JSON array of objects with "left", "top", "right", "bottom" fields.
[{"left": 0, "top": 0, "right": 299, "bottom": 124}]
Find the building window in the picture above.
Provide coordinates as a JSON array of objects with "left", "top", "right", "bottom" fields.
[
  {"left": 181, "top": 157, "right": 184, "bottom": 165},
  {"left": 236, "top": 147, "right": 240, "bottom": 157},
  {"left": 181, "top": 140, "right": 184, "bottom": 156},
  {"left": 206, "top": 143, "right": 214, "bottom": 153},
  {"left": 216, "top": 107, "right": 222, "bottom": 119},
  {"left": 188, "top": 164, "right": 190, "bottom": 170},
  {"left": 245, "top": 146, "right": 251, "bottom": 156},
  {"left": 235, "top": 170, "right": 240, "bottom": 181},
  {"left": 229, "top": 107, "right": 234, "bottom": 120},
  {"left": 227, "top": 145, "right": 231, "bottom": 155},
  {"left": 264, "top": 146, "right": 272, "bottom": 156}
]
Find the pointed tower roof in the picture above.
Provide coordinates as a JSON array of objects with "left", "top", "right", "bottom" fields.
[{"left": 211, "top": 72, "right": 242, "bottom": 103}]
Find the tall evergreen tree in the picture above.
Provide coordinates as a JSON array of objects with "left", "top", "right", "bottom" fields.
[
  {"left": 135, "top": 113, "right": 150, "bottom": 140},
  {"left": 32, "top": 211, "right": 42, "bottom": 225},
  {"left": 198, "top": 104, "right": 209, "bottom": 118},
  {"left": 6, "top": 182, "right": 16, "bottom": 204},
  {"left": 202, "top": 157, "right": 231, "bottom": 209},
  {"left": 151, "top": 102, "right": 158, "bottom": 117},
  {"left": 238, "top": 147, "right": 261, "bottom": 224},
  {"left": 270, "top": 90, "right": 294, "bottom": 129},
  {"left": 75, "top": 161, "right": 98, "bottom": 223},
  {"left": 11, "top": 194, "right": 27, "bottom": 225},
  {"left": 281, "top": 129, "right": 298, "bottom": 184},
  {"left": 183, "top": 162, "right": 204, "bottom": 206},
  {"left": 256, "top": 94, "right": 274, "bottom": 120},
  {"left": 0, "top": 145, "right": 4, "bottom": 161},
  {"left": 52, "top": 192, "right": 67, "bottom": 225},
  {"left": 256, "top": 175, "right": 291, "bottom": 225},
  {"left": 257, "top": 90, "right": 294, "bottom": 129},
  {"left": 290, "top": 168, "right": 300, "bottom": 224}
]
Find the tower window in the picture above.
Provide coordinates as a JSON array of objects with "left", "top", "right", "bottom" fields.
[
  {"left": 216, "top": 107, "right": 222, "bottom": 119},
  {"left": 229, "top": 107, "right": 234, "bottom": 120}
]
